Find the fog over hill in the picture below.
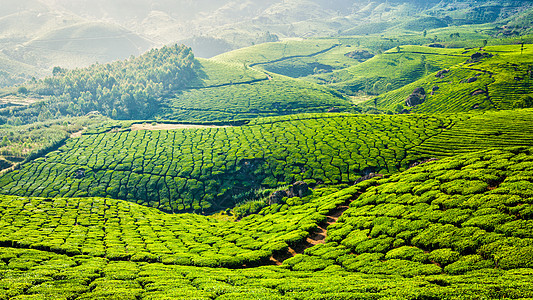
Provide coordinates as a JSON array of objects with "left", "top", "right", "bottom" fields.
[{"left": 0, "top": 0, "right": 531, "bottom": 87}]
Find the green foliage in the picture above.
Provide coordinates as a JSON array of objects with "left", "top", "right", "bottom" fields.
[
  {"left": 299, "top": 147, "right": 533, "bottom": 276},
  {"left": 0, "top": 185, "right": 357, "bottom": 268},
  {"left": 0, "top": 113, "right": 453, "bottom": 212},
  {"left": 31, "top": 44, "right": 196, "bottom": 120},
  {"left": 371, "top": 45, "right": 533, "bottom": 113}
]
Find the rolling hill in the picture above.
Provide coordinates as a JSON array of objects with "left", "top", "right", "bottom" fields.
[
  {"left": 2, "top": 109, "right": 533, "bottom": 214},
  {"left": 370, "top": 44, "right": 533, "bottom": 113},
  {"left": 1, "top": 1, "right": 533, "bottom": 298}
]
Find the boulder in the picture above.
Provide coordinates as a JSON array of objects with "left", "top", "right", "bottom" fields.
[
  {"left": 412, "top": 87, "right": 426, "bottom": 95},
  {"left": 269, "top": 190, "right": 288, "bottom": 205},
  {"left": 471, "top": 89, "right": 486, "bottom": 96},
  {"left": 405, "top": 88, "right": 427, "bottom": 107},
  {"left": 354, "top": 173, "right": 384, "bottom": 184},
  {"left": 344, "top": 50, "right": 374, "bottom": 60},
  {"left": 288, "top": 181, "right": 310, "bottom": 198},
  {"left": 471, "top": 52, "right": 484, "bottom": 60},
  {"left": 466, "top": 77, "right": 478, "bottom": 83},
  {"left": 409, "top": 158, "right": 438, "bottom": 169},
  {"left": 436, "top": 69, "right": 449, "bottom": 78}
]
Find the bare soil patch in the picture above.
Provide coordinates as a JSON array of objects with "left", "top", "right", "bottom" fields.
[{"left": 130, "top": 123, "right": 231, "bottom": 131}]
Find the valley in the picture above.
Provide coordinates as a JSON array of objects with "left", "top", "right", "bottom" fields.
[{"left": 0, "top": 0, "right": 533, "bottom": 299}]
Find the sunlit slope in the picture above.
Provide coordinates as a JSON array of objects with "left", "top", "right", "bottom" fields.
[
  {"left": 287, "top": 147, "right": 533, "bottom": 277},
  {"left": 156, "top": 57, "right": 352, "bottom": 121},
  {"left": 7, "top": 46, "right": 351, "bottom": 124},
  {"left": 158, "top": 72, "right": 351, "bottom": 121},
  {"left": 2, "top": 109, "right": 533, "bottom": 213},
  {"left": 0, "top": 186, "right": 353, "bottom": 268},
  {"left": 1, "top": 147, "right": 533, "bottom": 298},
  {"left": 1, "top": 247, "right": 532, "bottom": 299},
  {"left": 308, "top": 45, "right": 470, "bottom": 96},
  {"left": 0, "top": 113, "right": 450, "bottom": 213},
  {"left": 211, "top": 38, "right": 359, "bottom": 78},
  {"left": 370, "top": 44, "right": 533, "bottom": 113}
]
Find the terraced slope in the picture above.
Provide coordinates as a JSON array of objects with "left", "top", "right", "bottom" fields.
[
  {"left": 371, "top": 45, "right": 533, "bottom": 113},
  {"left": 2, "top": 109, "right": 533, "bottom": 213},
  {"left": 0, "top": 113, "right": 452, "bottom": 213},
  {"left": 308, "top": 45, "right": 470, "bottom": 97},
  {"left": 158, "top": 72, "right": 351, "bottom": 121},
  {"left": 1, "top": 246, "right": 531, "bottom": 300},
  {"left": 1, "top": 147, "right": 533, "bottom": 299},
  {"left": 5, "top": 45, "right": 351, "bottom": 124},
  {"left": 285, "top": 147, "right": 533, "bottom": 278},
  {"left": 0, "top": 186, "right": 353, "bottom": 268}
]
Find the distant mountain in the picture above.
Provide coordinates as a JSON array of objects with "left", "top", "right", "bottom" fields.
[{"left": 1, "top": 0, "right": 532, "bottom": 88}]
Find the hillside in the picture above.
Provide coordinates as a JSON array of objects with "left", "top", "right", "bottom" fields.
[
  {"left": 0, "top": 147, "right": 532, "bottom": 298},
  {"left": 2, "top": 109, "right": 533, "bottom": 214},
  {"left": 287, "top": 147, "right": 533, "bottom": 275},
  {"left": 370, "top": 44, "right": 533, "bottom": 113},
  {"left": 2, "top": 1, "right": 533, "bottom": 298},
  {"left": 0, "top": 44, "right": 351, "bottom": 125}
]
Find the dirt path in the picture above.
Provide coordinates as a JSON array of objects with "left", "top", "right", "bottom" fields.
[
  {"left": 70, "top": 127, "right": 87, "bottom": 138},
  {"left": 249, "top": 44, "right": 341, "bottom": 68},
  {"left": 269, "top": 196, "right": 356, "bottom": 265},
  {"left": 129, "top": 123, "right": 231, "bottom": 131}
]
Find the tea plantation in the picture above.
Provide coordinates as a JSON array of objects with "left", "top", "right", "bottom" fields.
[
  {"left": 372, "top": 45, "right": 533, "bottom": 113},
  {"left": 0, "top": 185, "right": 354, "bottom": 268},
  {"left": 3, "top": 110, "right": 533, "bottom": 213},
  {"left": 1, "top": 147, "right": 533, "bottom": 298},
  {"left": 0, "top": 113, "right": 453, "bottom": 213},
  {"left": 285, "top": 147, "right": 533, "bottom": 276}
]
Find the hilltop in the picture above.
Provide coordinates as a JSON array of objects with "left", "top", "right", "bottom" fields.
[{"left": 0, "top": 1, "right": 533, "bottom": 298}]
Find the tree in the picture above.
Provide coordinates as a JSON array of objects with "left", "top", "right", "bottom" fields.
[
  {"left": 17, "top": 86, "right": 28, "bottom": 94},
  {"left": 482, "top": 40, "right": 488, "bottom": 48},
  {"left": 52, "top": 66, "right": 65, "bottom": 76},
  {"left": 423, "top": 30, "right": 427, "bottom": 38}
]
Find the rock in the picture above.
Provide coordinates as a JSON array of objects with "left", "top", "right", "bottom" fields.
[
  {"left": 344, "top": 50, "right": 374, "bottom": 60},
  {"left": 409, "top": 158, "right": 438, "bottom": 169},
  {"left": 269, "top": 190, "right": 288, "bottom": 205},
  {"left": 74, "top": 169, "right": 85, "bottom": 179},
  {"left": 468, "top": 52, "right": 493, "bottom": 63},
  {"left": 355, "top": 173, "right": 384, "bottom": 184},
  {"left": 288, "top": 181, "right": 310, "bottom": 198},
  {"left": 466, "top": 77, "right": 478, "bottom": 83},
  {"left": 405, "top": 87, "right": 427, "bottom": 107},
  {"left": 269, "top": 181, "right": 311, "bottom": 205},
  {"left": 327, "top": 107, "right": 340, "bottom": 113},
  {"left": 406, "top": 94, "right": 425, "bottom": 107},
  {"left": 471, "top": 52, "right": 484, "bottom": 60},
  {"left": 432, "top": 86, "right": 440, "bottom": 92},
  {"left": 471, "top": 89, "right": 486, "bottom": 96},
  {"left": 436, "top": 69, "right": 449, "bottom": 78},
  {"left": 412, "top": 87, "right": 426, "bottom": 95}
]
